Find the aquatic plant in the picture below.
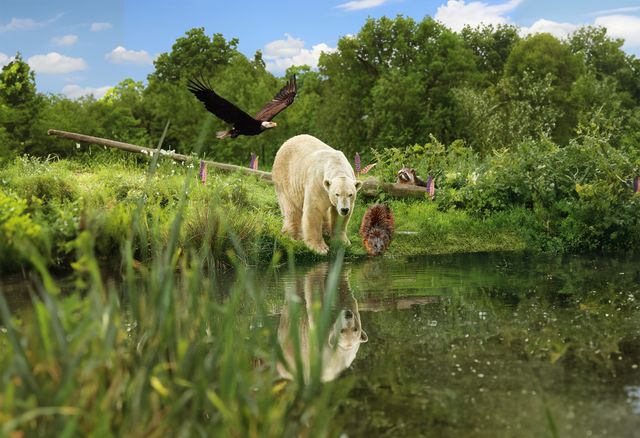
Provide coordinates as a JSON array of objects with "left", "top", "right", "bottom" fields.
[{"left": 0, "top": 141, "right": 350, "bottom": 436}]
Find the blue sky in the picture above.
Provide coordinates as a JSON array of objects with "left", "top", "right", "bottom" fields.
[{"left": 1, "top": 0, "right": 639, "bottom": 98}]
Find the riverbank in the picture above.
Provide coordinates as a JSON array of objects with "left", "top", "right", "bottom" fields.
[{"left": 0, "top": 153, "right": 538, "bottom": 273}]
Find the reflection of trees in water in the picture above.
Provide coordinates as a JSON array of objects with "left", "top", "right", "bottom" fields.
[
  {"left": 339, "top": 255, "right": 640, "bottom": 437},
  {"left": 277, "top": 262, "right": 368, "bottom": 382}
]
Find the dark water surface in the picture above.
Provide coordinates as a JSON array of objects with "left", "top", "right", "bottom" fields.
[
  {"left": 2, "top": 253, "right": 639, "bottom": 436},
  {"left": 267, "top": 253, "right": 640, "bottom": 437}
]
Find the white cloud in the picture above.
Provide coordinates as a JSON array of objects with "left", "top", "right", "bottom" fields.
[
  {"left": 264, "top": 33, "right": 305, "bottom": 58},
  {"left": 0, "top": 18, "right": 39, "bottom": 32},
  {"left": 0, "top": 52, "right": 15, "bottom": 67},
  {"left": 0, "top": 14, "right": 62, "bottom": 32},
  {"left": 594, "top": 15, "right": 640, "bottom": 48},
  {"left": 591, "top": 6, "right": 640, "bottom": 16},
  {"left": 435, "top": 0, "right": 522, "bottom": 32},
  {"left": 337, "top": 0, "right": 389, "bottom": 11},
  {"left": 431, "top": 1, "right": 639, "bottom": 53},
  {"left": 520, "top": 19, "right": 578, "bottom": 39},
  {"left": 52, "top": 34, "right": 79, "bottom": 47},
  {"left": 62, "top": 84, "right": 112, "bottom": 99},
  {"left": 105, "top": 46, "right": 154, "bottom": 65},
  {"left": 263, "top": 34, "right": 335, "bottom": 73},
  {"left": 90, "top": 22, "right": 112, "bottom": 32},
  {"left": 28, "top": 52, "right": 87, "bottom": 74}
]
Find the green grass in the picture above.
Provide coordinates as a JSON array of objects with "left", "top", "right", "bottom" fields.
[
  {"left": 0, "top": 152, "right": 537, "bottom": 273},
  {"left": 349, "top": 200, "right": 527, "bottom": 257},
  {"left": 0, "top": 151, "right": 352, "bottom": 437}
]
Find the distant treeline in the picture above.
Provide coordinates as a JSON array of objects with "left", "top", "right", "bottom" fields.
[{"left": 1, "top": 16, "right": 639, "bottom": 165}]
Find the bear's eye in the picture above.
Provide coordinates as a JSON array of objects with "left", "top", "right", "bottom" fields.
[
  {"left": 335, "top": 193, "right": 340, "bottom": 197},
  {"left": 352, "top": 328, "right": 358, "bottom": 332},
  {"left": 348, "top": 193, "right": 353, "bottom": 197}
]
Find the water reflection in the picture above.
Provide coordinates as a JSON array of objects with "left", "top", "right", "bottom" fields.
[
  {"left": 338, "top": 253, "right": 640, "bottom": 437},
  {"left": 277, "top": 262, "right": 367, "bottom": 382}
]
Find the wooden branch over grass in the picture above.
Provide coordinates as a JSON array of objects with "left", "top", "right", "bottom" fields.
[
  {"left": 47, "top": 129, "right": 428, "bottom": 199},
  {"left": 47, "top": 129, "right": 273, "bottom": 182},
  {"left": 359, "top": 178, "right": 427, "bottom": 198}
]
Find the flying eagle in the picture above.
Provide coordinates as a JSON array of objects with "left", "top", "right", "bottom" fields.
[{"left": 187, "top": 75, "right": 297, "bottom": 139}]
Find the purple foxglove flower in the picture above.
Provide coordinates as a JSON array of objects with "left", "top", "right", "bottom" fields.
[
  {"left": 355, "top": 152, "right": 361, "bottom": 173},
  {"left": 249, "top": 152, "right": 257, "bottom": 170},
  {"left": 427, "top": 175, "right": 435, "bottom": 200},
  {"left": 635, "top": 176, "right": 639, "bottom": 193},
  {"left": 199, "top": 160, "right": 207, "bottom": 184}
]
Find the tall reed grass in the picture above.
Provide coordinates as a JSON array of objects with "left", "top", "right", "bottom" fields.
[{"left": 0, "top": 124, "right": 350, "bottom": 437}]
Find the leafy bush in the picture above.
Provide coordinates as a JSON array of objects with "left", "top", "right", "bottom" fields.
[{"left": 0, "top": 190, "right": 47, "bottom": 270}]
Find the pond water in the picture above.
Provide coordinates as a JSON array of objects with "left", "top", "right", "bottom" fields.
[
  {"left": 264, "top": 253, "right": 640, "bottom": 437},
  {"left": 2, "top": 252, "right": 639, "bottom": 436}
]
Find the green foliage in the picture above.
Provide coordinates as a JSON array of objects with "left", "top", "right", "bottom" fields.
[
  {"left": 150, "top": 28, "right": 239, "bottom": 83},
  {"left": 1, "top": 18, "right": 639, "bottom": 257},
  {"left": 460, "top": 24, "right": 520, "bottom": 84},
  {"left": 0, "top": 53, "right": 37, "bottom": 106},
  {"left": 360, "top": 121, "right": 639, "bottom": 253},
  {"left": 0, "top": 53, "right": 42, "bottom": 155},
  {"left": 2, "top": 19, "right": 639, "bottom": 162},
  {"left": 503, "top": 34, "right": 582, "bottom": 144},
  {"left": 317, "top": 16, "right": 482, "bottom": 155},
  {"left": 0, "top": 173, "right": 348, "bottom": 436},
  {"left": 0, "top": 190, "right": 44, "bottom": 269}
]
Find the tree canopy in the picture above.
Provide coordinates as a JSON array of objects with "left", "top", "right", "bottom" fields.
[{"left": 1, "top": 18, "right": 638, "bottom": 164}]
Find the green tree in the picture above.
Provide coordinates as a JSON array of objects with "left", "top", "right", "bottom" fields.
[
  {"left": 99, "top": 79, "right": 149, "bottom": 144},
  {"left": 142, "top": 53, "right": 287, "bottom": 163},
  {"left": 317, "top": 16, "right": 481, "bottom": 155},
  {"left": 150, "top": 28, "right": 239, "bottom": 83},
  {"left": 277, "top": 66, "right": 324, "bottom": 143},
  {"left": 0, "top": 53, "right": 42, "bottom": 155},
  {"left": 503, "top": 33, "right": 582, "bottom": 144},
  {"left": 569, "top": 26, "right": 639, "bottom": 97},
  {"left": 569, "top": 26, "right": 640, "bottom": 147},
  {"left": 461, "top": 24, "right": 520, "bottom": 85}
]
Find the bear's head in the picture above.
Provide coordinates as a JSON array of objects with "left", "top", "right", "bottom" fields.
[
  {"left": 323, "top": 177, "right": 363, "bottom": 217},
  {"left": 329, "top": 307, "right": 368, "bottom": 350}
]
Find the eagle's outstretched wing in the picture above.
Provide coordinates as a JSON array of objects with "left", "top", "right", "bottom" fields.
[
  {"left": 254, "top": 75, "right": 297, "bottom": 121},
  {"left": 187, "top": 78, "right": 256, "bottom": 126}
]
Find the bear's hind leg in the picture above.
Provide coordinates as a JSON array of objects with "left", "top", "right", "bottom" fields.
[{"left": 277, "top": 191, "right": 302, "bottom": 239}]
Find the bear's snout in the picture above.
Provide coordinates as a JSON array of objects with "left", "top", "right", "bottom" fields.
[
  {"left": 340, "top": 207, "right": 350, "bottom": 216},
  {"left": 345, "top": 309, "right": 353, "bottom": 319}
]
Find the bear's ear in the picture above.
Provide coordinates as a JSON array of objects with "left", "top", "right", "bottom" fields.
[
  {"left": 323, "top": 179, "right": 331, "bottom": 191},
  {"left": 328, "top": 331, "right": 336, "bottom": 347},
  {"left": 360, "top": 330, "right": 368, "bottom": 343},
  {"left": 354, "top": 180, "right": 363, "bottom": 192}
]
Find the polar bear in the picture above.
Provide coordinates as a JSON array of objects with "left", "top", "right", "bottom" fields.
[
  {"left": 272, "top": 134, "right": 362, "bottom": 255},
  {"left": 276, "top": 263, "right": 368, "bottom": 382}
]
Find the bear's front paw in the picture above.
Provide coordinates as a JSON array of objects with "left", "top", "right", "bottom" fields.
[{"left": 306, "top": 240, "right": 329, "bottom": 255}]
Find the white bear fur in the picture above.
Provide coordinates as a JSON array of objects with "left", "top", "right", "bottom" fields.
[
  {"left": 276, "top": 263, "right": 368, "bottom": 382},
  {"left": 272, "top": 134, "right": 362, "bottom": 255}
]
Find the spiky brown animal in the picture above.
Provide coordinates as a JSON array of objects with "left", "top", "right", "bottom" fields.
[{"left": 359, "top": 204, "right": 395, "bottom": 256}]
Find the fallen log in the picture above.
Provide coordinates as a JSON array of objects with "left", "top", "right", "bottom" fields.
[
  {"left": 47, "top": 129, "right": 428, "bottom": 199},
  {"left": 47, "top": 129, "right": 273, "bottom": 182}
]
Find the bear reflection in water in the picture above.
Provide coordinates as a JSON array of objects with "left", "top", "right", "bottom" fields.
[{"left": 277, "top": 263, "right": 368, "bottom": 382}]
